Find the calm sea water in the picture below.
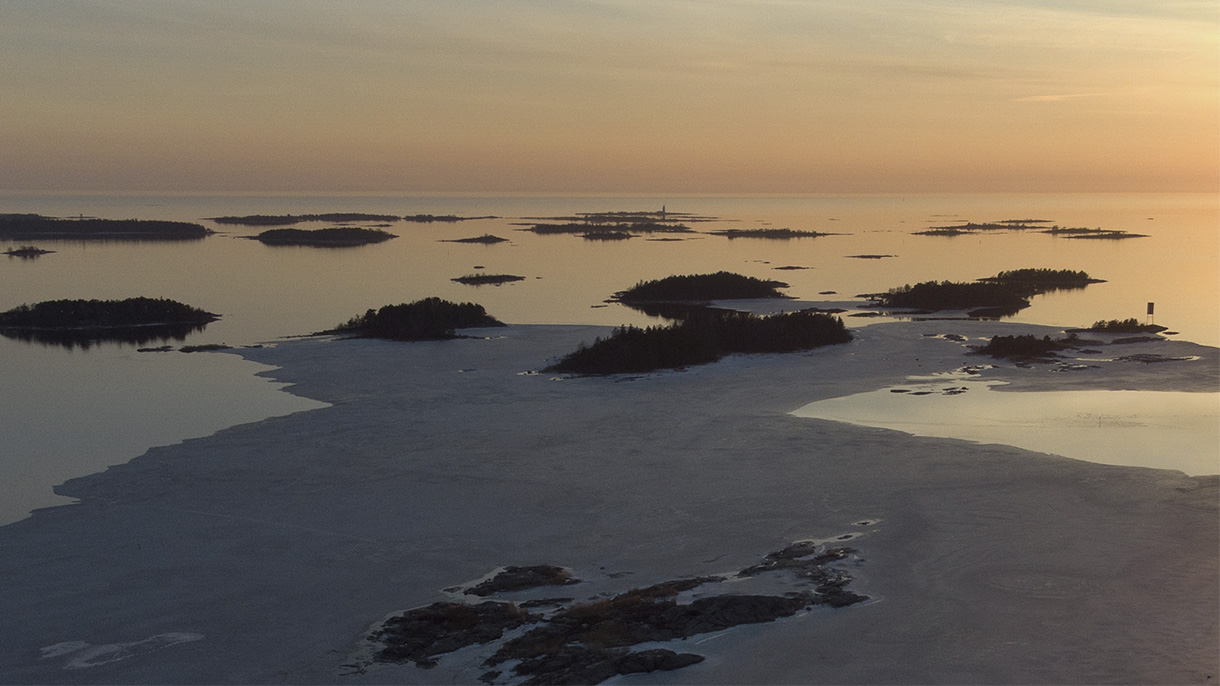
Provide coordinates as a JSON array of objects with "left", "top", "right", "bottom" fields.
[{"left": 1, "top": 192, "right": 1217, "bottom": 524}]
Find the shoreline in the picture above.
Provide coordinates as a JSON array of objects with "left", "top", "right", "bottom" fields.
[{"left": 0, "top": 319, "right": 1215, "bottom": 683}]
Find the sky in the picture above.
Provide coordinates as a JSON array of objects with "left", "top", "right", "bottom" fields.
[{"left": 1, "top": 0, "right": 1216, "bottom": 194}]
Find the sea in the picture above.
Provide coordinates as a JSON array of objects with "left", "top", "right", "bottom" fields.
[{"left": 1, "top": 192, "right": 1217, "bottom": 525}]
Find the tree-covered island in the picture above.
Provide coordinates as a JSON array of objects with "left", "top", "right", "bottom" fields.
[
  {"left": 325, "top": 297, "right": 505, "bottom": 341},
  {"left": 3, "top": 245, "right": 54, "bottom": 257},
  {"left": 250, "top": 227, "right": 397, "bottom": 246},
  {"left": 210, "top": 213, "right": 401, "bottom": 226},
  {"left": 0, "top": 214, "right": 212, "bottom": 240},
  {"left": 913, "top": 219, "right": 1146, "bottom": 240},
  {"left": 1077, "top": 318, "right": 1167, "bottom": 334},
  {"left": 519, "top": 221, "right": 696, "bottom": 238},
  {"left": 211, "top": 213, "right": 497, "bottom": 226},
  {"left": 441, "top": 234, "right": 509, "bottom": 244},
  {"left": 978, "top": 268, "right": 1104, "bottom": 290},
  {"left": 615, "top": 272, "right": 789, "bottom": 303},
  {"left": 451, "top": 274, "right": 526, "bottom": 286},
  {"left": 707, "top": 228, "right": 840, "bottom": 239},
  {"left": 546, "top": 310, "right": 852, "bottom": 375},
  {"left": 872, "top": 268, "right": 1103, "bottom": 318},
  {"left": 0, "top": 297, "right": 219, "bottom": 348}
]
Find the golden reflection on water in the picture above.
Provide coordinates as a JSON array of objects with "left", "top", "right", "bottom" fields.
[{"left": 793, "top": 380, "right": 1220, "bottom": 475}]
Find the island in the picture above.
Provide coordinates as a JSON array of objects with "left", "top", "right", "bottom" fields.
[
  {"left": 440, "top": 234, "right": 509, "bottom": 244},
  {"left": 402, "top": 214, "right": 498, "bottom": 223},
  {"left": 369, "top": 541, "right": 863, "bottom": 683},
  {"left": 1040, "top": 226, "right": 1148, "bottom": 240},
  {"left": 872, "top": 281, "right": 1033, "bottom": 317},
  {"left": 518, "top": 221, "right": 695, "bottom": 237},
  {"left": 582, "top": 230, "right": 633, "bottom": 241},
  {"left": 523, "top": 209, "right": 717, "bottom": 224},
  {"left": 451, "top": 274, "right": 526, "bottom": 286},
  {"left": 871, "top": 268, "right": 1103, "bottom": 318},
  {"left": 0, "top": 213, "right": 212, "bottom": 240},
  {"left": 1075, "top": 318, "right": 1167, "bottom": 335},
  {"left": 615, "top": 271, "right": 788, "bottom": 303},
  {"left": 707, "top": 228, "right": 839, "bottom": 239},
  {"left": 210, "top": 213, "right": 401, "bottom": 226},
  {"left": 324, "top": 297, "right": 505, "bottom": 341},
  {"left": 249, "top": 227, "right": 396, "bottom": 247},
  {"left": 545, "top": 309, "right": 852, "bottom": 374},
  {"left": 974, "top": 333, "right": 1080, "bottom": 360},
  {"left": 0, "top": 297, "right": 219, "bottom": 348},
  {"left": 3, "top": 245, "right": 54, "bottom": 258},
  {"left": 912, "top": 219, "right": 1147, "bottom": 240},
  {"left": 979, "top": 268, "right": 1104, "bottom": 290}
]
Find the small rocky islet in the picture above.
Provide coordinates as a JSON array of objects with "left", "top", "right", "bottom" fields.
[{"left": 361, "top": 541, "right": 867, "bottom": 684}]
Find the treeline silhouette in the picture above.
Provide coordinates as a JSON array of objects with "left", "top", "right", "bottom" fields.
[
  {"left": 330, "top": 297, "right": 505, "bottom": 341},
  {"left": 0, "top": 214, "right": 212, "bottom": 240},
  {"left": 545, "top": 310, "right": 851, "bottom": 375},
  {"left": 1087, "top": 318, "right": 1158, "bottom": 333}
]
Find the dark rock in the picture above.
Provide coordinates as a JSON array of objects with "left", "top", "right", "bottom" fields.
[
  {"left": 375, "top": 601, "right": 537, "bottom": 667},
  {"left": 617, "top": 649, "right": 704, "bottom": 674},
  {"left": 375, "top": 542, "right": 865, "bottom": 683}
]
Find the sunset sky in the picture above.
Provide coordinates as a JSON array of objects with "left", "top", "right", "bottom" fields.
[{"left": 1, "top": 1, "right": 1216, "bottom": 194}]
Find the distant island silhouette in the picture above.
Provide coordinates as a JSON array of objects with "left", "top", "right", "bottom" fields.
[
  {"left": 451, "top": 273, "right": 526, "bottom": 286},
  {"left": 3, "top": 245, "right": 54, "bottom": 258},
  {"left": 914, "top": 219, "right": 1147, "bottom": 240},
  {"left": 708, "top": 228, "right": 841, "bottom": 239},
  {"left": 210, "top": 213, "right": 495, "bottom": 225},
  {"left": 0, "top": 214, "right": 212, "bottom": 241},
  {"left": 250, "top": 227, "right": 396, "bottom": 247},
  {"left": 520, "top": 221, "right": 695, "bottom": 238},
  {"left": 441, "top": 234, "right": 509, "bottom": 244}
]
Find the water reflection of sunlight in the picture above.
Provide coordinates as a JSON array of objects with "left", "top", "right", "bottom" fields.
[{"left": 792, "top": 377, "right": 1220, "bottom": 476}]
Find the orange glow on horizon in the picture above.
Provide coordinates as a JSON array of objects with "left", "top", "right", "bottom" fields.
[{"left": 0, "top": 1, "right": 1215, "bottom": 194}]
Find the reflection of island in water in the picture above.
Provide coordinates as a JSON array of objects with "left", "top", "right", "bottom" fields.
[
  {"left": 0, "top": 214, "right": 212, "bottom": 241},
  {"left": 0, "top": 297, "right": 219, "bottom": 350}
]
